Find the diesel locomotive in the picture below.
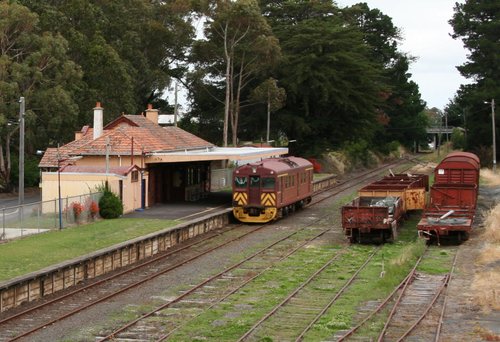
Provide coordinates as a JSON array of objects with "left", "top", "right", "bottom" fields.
[{"left": 232, "top": 157, "right": 314, "bottom": 223}]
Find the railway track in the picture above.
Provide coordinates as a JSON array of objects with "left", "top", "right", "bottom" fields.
[
  {"left": 336, "top": 246, "right": 459, "bottom": 342},
  {"left": 98, "top": 224, "right": 345, "bottom": 340},
  {"left": 0, "top": 159, "right": 414, "bottom": 341},
  {"left": 95, "top": 161, "right": 412, "bottom": 341},
  {"left": 236, "top": 247, "right": 380, "bottom": 342},
  {"left": 0, "top": 224, "right": 260, "bottom": 341}
]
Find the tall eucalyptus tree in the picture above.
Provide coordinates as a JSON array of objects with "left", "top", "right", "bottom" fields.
[
  {"left": 0, "top": 2, "right": 81, "bottom": 190},
  {"left": 192, "top": 0, "right": 280, "bottom": 146}
]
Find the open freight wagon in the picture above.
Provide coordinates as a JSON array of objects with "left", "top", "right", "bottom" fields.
[
  {"left": 357, "top": 178, "right": 427, "bottom": 212},
  {"left": 342, "top": 173, "right": 428, "bottom": 243},
  {"left": 342, "top": 196, "right": 404, "bottom": 243}
]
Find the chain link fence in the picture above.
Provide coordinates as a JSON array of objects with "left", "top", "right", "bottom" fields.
[{"left": 0, "top": 192, "right": 102, "bottom": 241}]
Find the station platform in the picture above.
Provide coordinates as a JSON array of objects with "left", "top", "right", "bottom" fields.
[{"left": 125, "top": 191, "right": 233, "bottom": 221}]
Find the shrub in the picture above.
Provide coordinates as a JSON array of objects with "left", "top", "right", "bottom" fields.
[
  {"left": 89, "top": 201, "right": 99, "bottom": 220},
  {"left": 98, "top": 184, "right": 123, "bottom": 219},
  {"left": 451, "top": 128, "right": 465, "bottom": 149},
  {"left": 342, "top": 139, "right": 373, "bottom": 167},
  {"left": 70, "top": 202, "right": 84, "bottom": 224}
]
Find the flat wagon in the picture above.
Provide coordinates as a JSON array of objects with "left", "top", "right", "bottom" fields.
[{"left": 417, "top": 207, "right": 475, "bottom": 243}]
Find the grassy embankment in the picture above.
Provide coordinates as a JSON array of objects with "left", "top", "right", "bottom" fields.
[
  {"left": 473, "top": 169, "right": 500, "bottom": 313},
  {"left": 0, "top": 218, "right": 178, "bottom": 282}
]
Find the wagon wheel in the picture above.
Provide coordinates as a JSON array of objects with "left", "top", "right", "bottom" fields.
[{"left": 349, "top": 230, "right": 359, "bottom": 243}]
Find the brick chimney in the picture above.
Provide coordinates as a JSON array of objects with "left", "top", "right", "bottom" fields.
[
  {"left": 145, "top": 104, "right": 159, "bottom": 124},
  {"left": 93, "top": 102, "right": 103, "bottom": 140}
]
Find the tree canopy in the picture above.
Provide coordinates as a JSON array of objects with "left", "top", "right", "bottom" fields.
[
  {"left": 448, "top": 0, "right": 500, "bottom": 163},
  {"left": 0, "top": 1, "right": 81, "bottom": 189},
  {"left": 0, "top": 0, "right": 442, "bottom": 190}
]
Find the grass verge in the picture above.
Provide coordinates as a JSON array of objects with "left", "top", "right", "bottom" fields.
[{"left": 0, "top": 218, "right": 178, "bottom": 282}]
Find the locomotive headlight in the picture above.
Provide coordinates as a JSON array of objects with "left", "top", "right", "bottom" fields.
[{"left": 252, "top": 167, "right": 257, "bottom": 173}]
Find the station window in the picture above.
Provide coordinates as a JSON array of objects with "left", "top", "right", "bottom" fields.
[
  {"left": 234, "top": 176, "right": 247, "bottom": 188},
  {"left": 262, "top": 177, "right": 275, "bottom": 189},
  {"left": 131, "top": 170, "right": 139, "bottom": 182},
  {"left": 250, "top": 176, "right": 260, "bottom": 188}
]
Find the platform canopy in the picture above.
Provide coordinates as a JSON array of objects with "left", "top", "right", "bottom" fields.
[{"left": 146, "top": 146, "right": 289, "bottom": 163}]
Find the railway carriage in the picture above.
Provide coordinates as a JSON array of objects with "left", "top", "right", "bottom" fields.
[
  {"left": 418, "top": 151, "right": 480, "bottom": 243},
  {"left": 232, "top": 157, "right": 313, "bottom": 223}
]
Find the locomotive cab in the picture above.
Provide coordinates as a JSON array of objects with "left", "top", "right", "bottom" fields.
[{"left": 233, "top": 171, "right": 279, "bottom": 222}]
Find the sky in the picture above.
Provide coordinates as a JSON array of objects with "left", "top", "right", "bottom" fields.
[{"left": 337, "top": 0, "right": 470, "bottom": 110}]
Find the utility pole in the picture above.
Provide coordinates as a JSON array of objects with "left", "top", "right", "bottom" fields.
[
  {"left": 445, "top": 111, "right": 449, "bottom": 145},
  {"left": 463, "top": 108, "right": 467, "bottom": 143},
  {"left": 57, "top": 144, "right": 63, "bottom": 230},
  {"left": 105, "top": 136, "right": 110, "bottom": 175},
  {"left": 491, "top": 99, "right": 496, "bottom": 171},
  {"left": 18, "top": 97, "right": 25, "bottom": 207},
  {"left": 174, "top": 83, "right": 178, "bottom": 127},
  {"left": 266, "top": 88, "right": 271, "bottom": 143}
]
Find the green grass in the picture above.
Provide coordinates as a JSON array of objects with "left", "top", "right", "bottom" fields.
[
  {"left": 418, "top": 247, "right": 455, "bottom": 274},
  {"left": 0, "top": 218, "right": 179, "bottom": 281},
  {"left": 304, "top": 240, "right": 426, "bottom": 341},
  {"left": 165, "top": 245, "right": 379, "bottom": 341},
  {"left": 397, "top": 213, "right": 422, "bottom": 242},
  {"left": 314, "top": 173, "right": 335, "bottom": 180}
]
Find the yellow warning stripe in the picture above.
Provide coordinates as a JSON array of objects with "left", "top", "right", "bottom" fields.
[
  {"left": 261, "top": 193, "right": 276, "bottom": 206},
  {"left": 233, "top": 192, "right": 248, "bottom": 205}
]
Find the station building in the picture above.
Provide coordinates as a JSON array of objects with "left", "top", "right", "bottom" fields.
[{"left": 38, "top": 103, "right": 287, "bottom": 213}]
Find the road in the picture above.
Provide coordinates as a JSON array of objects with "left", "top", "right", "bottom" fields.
[{"left": 0, "top": 189, "right": 41, "bottom": 209}]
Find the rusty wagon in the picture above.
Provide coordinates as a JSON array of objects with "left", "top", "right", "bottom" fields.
[
  {"left": 418, "top": 151, "right": 480, "bottom": 243},
  {"left": 342, "top": 173, "right": 428, "bottom": 243}
]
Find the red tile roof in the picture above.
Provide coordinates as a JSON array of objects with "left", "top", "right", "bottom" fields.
[{"left": 39, "top": 113, "right": 214, "bottom": 168}]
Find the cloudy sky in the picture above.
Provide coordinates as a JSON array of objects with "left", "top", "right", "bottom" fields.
[{"left": 337, "top": 0, "right": 470, "bottom": 110}]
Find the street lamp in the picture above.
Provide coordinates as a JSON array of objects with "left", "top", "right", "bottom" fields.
[
  {"left": 18, "top": 97, "right": 25, "bottom": 207},
  {"left": 485, "top": 99, "right": 496, "bottom": 172}
]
